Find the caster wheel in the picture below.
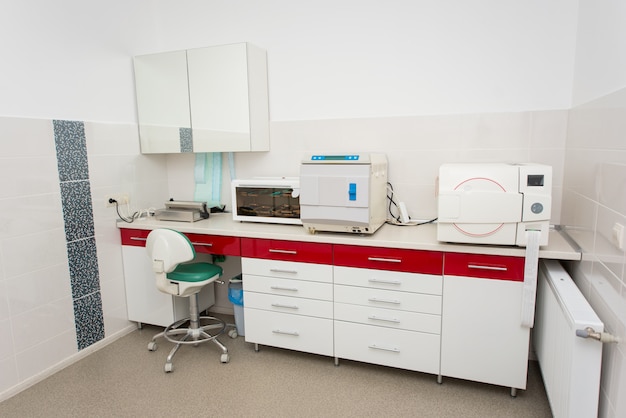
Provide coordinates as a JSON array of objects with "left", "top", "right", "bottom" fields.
[
  {"left": 228, "top": 329, "right": 238, "bottom": 338},
  {"left": 220, "top": 353, "right": 230, "bottom": 363},
  {"left": 148, "top": 342, "right": 157, "bottom": 351},
  {"left": 164, "top": 363, "right": 173, "bottom": 373}
]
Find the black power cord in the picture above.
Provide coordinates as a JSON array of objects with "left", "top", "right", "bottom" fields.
[
  {"left": 109, "top": 198, "right": 139, "bottom": 223},
  {"left": 385, "top": 182, "right": 437, "bottom": 226}
]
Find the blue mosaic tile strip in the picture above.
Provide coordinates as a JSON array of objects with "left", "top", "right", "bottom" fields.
[
  {"left": 53, "top": 119, "right": 104, "bottom": 350},
  {"left": 179, "top": 127, "right": 193, "bottom": 152},
  {"left": 53, "top": 120, "right": 90, "bottom": 182},
  {"left": 60, "top": 181, "right": 95, "bottom": 242},
  {"left": 74, "top": 292, "right": 105, "bottom": 350},
  {"left": 67, "top": 237, "right": 101, "bottom": 300}
]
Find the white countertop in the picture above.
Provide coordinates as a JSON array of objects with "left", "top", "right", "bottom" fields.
[{"left": 118, "top": 212, "right": 581, "bottom": 261}]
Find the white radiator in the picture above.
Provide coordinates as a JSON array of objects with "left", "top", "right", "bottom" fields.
[{"left": 533, "top": 260, "right": 603, "bottom": 418}]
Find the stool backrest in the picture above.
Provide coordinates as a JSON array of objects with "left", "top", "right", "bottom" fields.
[{"left": 146, "top": 229, "right": 195, "bottom": 273}]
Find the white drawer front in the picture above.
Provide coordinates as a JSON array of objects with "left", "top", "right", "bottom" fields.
[
  {"left": 334, "top": 303, "right": 441, "bottom": 334},
  {"left": 243, "top": 275, "right": 332, "bottom": 301},
  {"left": 245, "top": 292, "right": 333, "bottom": 319},
  {"left": 334, "top": 284, "right": 442, "bottom": 315},
  {"left": 334, "top": 321, "right": 440, "bottom": 374},
  {"left": 244, "top": 308, "right": 334, "bottom": 356},
  {"left": 334, "top": 266, "right": 442, "bottom": 295},
  {"left": 242, "top": 258, "right": 332, "bottom": 283}
]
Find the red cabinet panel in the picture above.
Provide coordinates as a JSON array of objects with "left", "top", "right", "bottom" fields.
[
  {"left": 241, "top": 238, "right": 332, "bottom": 264},
  {"left": 333, "top": 244, "right": 443, "bottom": 275},
  {"left": 120, "top": 229, "right": 240, "bottom": 256},
  {"left": 444, "top": 253, "right": 525, "bottom": 282}
]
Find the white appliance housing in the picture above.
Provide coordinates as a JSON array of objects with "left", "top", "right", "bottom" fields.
[
  {"left": 299, "top": 153, "right": 388, "bottom": 234},
  {"left": 437, "top": 163, "right": 552, "bottom": 246}
]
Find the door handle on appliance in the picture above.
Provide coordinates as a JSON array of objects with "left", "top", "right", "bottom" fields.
[
  {"left": 130, "top": 237, "right": 147, "bottom": 242},
  {"left": 368, "top": 297, "right": 401, "bottom": 305},
  {"left": 368, "top": 343, "right": 400, "bottom": 353},
  {"left": 271, "top": 303, "right": 299, "bottom": 310},
  {"left": 368, "top": 315, "right": 400, "bottom": 324},
  {"left": 467, "top": 264, "right": 507, "bottom": 271},
  {"left": 269, "top": 249, "right": 297, "bottom": 255},
  {"left": 367, "top": 257, "right": 402, "bottom": 263},
  {"left": 368, "top": 278, "right": 402, "bottom": 285},
  {"left": 269, "top": 268, "right": 298, "bottom": 274},
  {"left": 272, "top": 329, "right": 299, "bottom": 336},
  {"left": 270, "top": 285, "right": 299, "bottom": 292}
]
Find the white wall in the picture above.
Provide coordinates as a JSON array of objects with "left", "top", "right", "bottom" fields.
[
  {"left": 0, "top": 1, "right": 577, "bottom": 123},
  {"left": 563, "top": 1, "right": 626, "bottom": 417}
]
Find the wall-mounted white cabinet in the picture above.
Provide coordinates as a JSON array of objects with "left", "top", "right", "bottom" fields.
[{"left": 133, "top": 43, "right": 270, "bottom": 154}]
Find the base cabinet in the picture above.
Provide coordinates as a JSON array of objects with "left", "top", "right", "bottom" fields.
[{"left": 440, "top": 253, "right": 529, "bottom": 390}]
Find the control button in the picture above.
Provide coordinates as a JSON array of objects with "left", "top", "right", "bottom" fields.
[{"left": 531, "top": 202, "right": 543, "bottom": 214}]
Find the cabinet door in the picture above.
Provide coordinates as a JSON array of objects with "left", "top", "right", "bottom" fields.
[
  {"left": 441, "top": 253, "right": 529, "bottom": 389},
  {"left": 133, "top": 50, "right": 191, "bottom": 153}
]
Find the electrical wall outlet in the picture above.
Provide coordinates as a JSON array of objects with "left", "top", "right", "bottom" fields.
[{"left": 105, "top": 193, "right": 130, "bottom": 207}]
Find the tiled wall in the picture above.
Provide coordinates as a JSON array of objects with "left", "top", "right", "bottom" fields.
[
  {"left": 1, "top": 109, "right": 569, "bottom": 400},
  {"left": 0, "top": 116, "right": 169, "bottom": 399},
  {"left": 561, "top": 87, "right": 626, "bottom": 418}
]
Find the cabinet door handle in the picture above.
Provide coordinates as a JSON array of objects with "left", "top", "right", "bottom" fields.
[
  {"left": 130, "top": 237, "right": 147, "bottom": 241},
  {"left": 271, "top": 303, "right": 299, "bottom": 310},
  {"left": 269, "top": 268, "right": 298, "bottom": 274},
  {"left": 368, "top": 343, "right": 400, "bottom": 353},
  {"left": 368, "top": 297, "right": 401, "bottom": 305},
  {"left": 368, "top": 278, "right": 402, "bottom": 285},
  {"left": 368, "top": 315, "right": 400, "bottom": 324},
  {"left": 269, "top": 249, "right": 297, "bottom": 255},
  {"left": 270, "top": 286, "right": 298, "bottom": 292},
  {"left": 272, "top": 329, "right": 299, "bottom": 336},
  {"left": 468, "top": 264, "right": 508, "bottom": 271},
  {"left": 367, "top": 257, "right": 401, "bottom": 263},
  {"left": 191, "top": 242, "right": 213, "bottom": 247}
]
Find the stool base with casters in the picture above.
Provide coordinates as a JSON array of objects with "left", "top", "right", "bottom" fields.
[{"left": 147, "top": 293, "right": 229, "bottom": 372}]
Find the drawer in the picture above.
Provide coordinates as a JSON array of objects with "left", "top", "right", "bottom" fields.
[
  {"left": 334, "top": 266, "right": 442, "bottom": 295},
  {"left": 185, "top": 233, "right": 240, "bottom": 256},
  {"left": 245, "top": 292, "right": 333, "bottom": 319},
  {"left": 334, "top": 284, "right": 442, "bottom": 315},
  {"left": 244, "top": 308, "right": 334, "bottom": 356},
  {"left": 120, "top": 228, "right": 150, "bottom": 246},
  {"left": 334, "top": 244, "right": 443, "bottom": 275},
  {"left": 334, "top": 321, "right": 440, "bottom": 374},
  {"left": 242, "top": 258, "right": 332, "bottom": 283},
  {"left": 334, "top": 302, "right": 441, "bottom": 334},
  {"left": 444, "top": 253, "right": 525, "bottom": 282},
  {"left": 243, "top": 275, "right": 333, "bottom": 301},
  {"left": 241, "top": 238, "right": 332, "bottom": 264},
  {"left": 120, "top": 228, "right": 240, "bottom": 256}
]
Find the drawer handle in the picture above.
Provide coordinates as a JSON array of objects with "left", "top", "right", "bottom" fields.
[
  {"left": 368, "top": 297, "right": 401, "bottom": 305},
  {"left": 272, "top": 329, "right": 299, "bottom": 336},
  {"left": 269, "top": 249, "right": 297, "bottom": 255},
  {"left": 468, "top": 264, "right": 508, "bottom": 272},
  {"left": 367, "top": 257, "right": 401, "bottom": 263},
  {"left": 130, "top": 237, "right": 147, "bottom": 241},
  {"left": 368, "top": 344, "right": 400, "bottom": 353},
  {"left": 368, "top": 278, "right": 402, "bottom": 285},
  {"left": 368, "top": 315, "right": 400, "bottom": 324},
  {"left": 270, "top": 286, "right": 298, "bottom": 292},
  {"left": 191, "top": 242, "right": 213, "bottom": 247},
  {"left": 269, "top": 269, "right": 298, "bottom": 274},
  {"left": 271, "top": 303, "right": 299, "bottom": 310}
]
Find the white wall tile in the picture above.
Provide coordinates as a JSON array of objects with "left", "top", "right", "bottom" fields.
[
  {"left": 0, "top": 158, "right": 60, "bottom": 199},
  {"left": 0, "top": 318, "right": 14, "bottom": 360},
  {"left": 0, "top": 195, "right": 64, "bottom": 238},
  {"left": 4, "top": 264, "right": 72, "bottom": 317},
  {"left": 84, "top": 121, "right": 140, "bottom": 156},
  {"left": 11, "top": 296, "right": 75, "bottom": 354},
  {"left": 0, "top": 117, "right": 54, "bottom": 157},
  {"left": 15, "top": 329, "right": 77, "bottom": 382},
  {"left": 1, "top": 229, "right": 68, "bottom": 279},
  {"left": 0, "top": 355, "right": 18, "bottom": 394}
]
